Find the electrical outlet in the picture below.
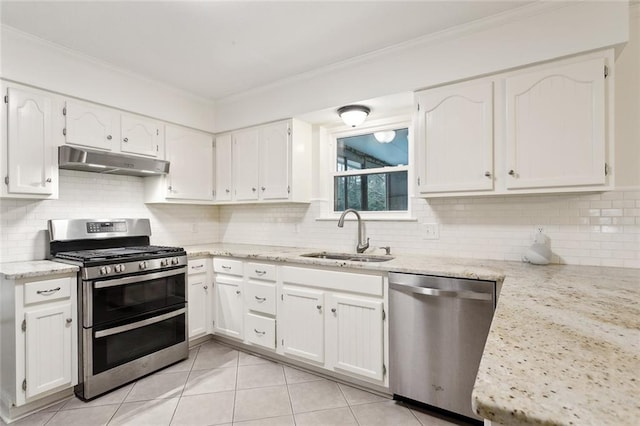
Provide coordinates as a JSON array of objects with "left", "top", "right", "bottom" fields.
[{"left": 423, "top": 223, "right": 440, "bottom": 240}]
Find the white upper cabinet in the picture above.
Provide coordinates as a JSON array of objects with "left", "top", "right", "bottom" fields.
[
  {"left": 505, "top": 57, "right": 606, "bottom": 189},
  {"left": 164, "top": 125, "right": 214, "bottom": 200},
  {"left": 63, "top": 100, "right": 116, "bottom": 151},
  {"left": 120, "top": 114, "right": 161, "bottom": 157},
  {"left": 214, "top": 133, "right": 233, "bottom": 201},
  {"left": 260, "top": 121, "right": 290, "bottom": 200},
  {"left": 232, "top": 128, "right": 260, "bottom": 201},
  {"left": 416, "top": 81, "right": 494, "bottom": 193},
  {"left": 4, "top": 86, "right": 57, "bottom": 197}
]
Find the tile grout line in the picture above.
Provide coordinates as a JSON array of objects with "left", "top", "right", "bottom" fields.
[
  {"left": 282, "top": 365, "right": 297, "bottom": 425},
  {"left": 336, "top": 383, "right": 361, "bottom": 426},
  {"left": 106, "top": 381, "right": 137, "bottom": 425},
  {"left": 230, "top": 350, "right": 240, "bottom": 424},
  {"left": 167, "top": 344, "right": 203, "bottom": 425}
]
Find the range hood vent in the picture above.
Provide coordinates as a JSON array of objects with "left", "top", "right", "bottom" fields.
[{"left": 58, "top": 146, "right": 170, "bottom": 177}]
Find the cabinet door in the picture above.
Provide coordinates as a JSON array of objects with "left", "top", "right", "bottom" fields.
[
  {"left": 213, "top": 276, "right": 243, "bottom": 339},
  {"left": 416, "top": 81, "right": 494, "bottom": 193},
  {"left": 280, "top": 286, "right": 324, "bottom": 363},
  {"left": 24, "top": 302, "right": 73, "bottom": 399},
  {"left": 214, "top": 133, "right": 233, "bottom": 201},
  {"left": 232, "top": 129, "right": 260, "bottom": 201},
  {"left": 6, "top": 87, "right": 55, "bottom": 195},
  {"left": 259, "top": 121, "right": 290, "bottom": 200},
  {"left": 64, "top": 100, "right": 116, "bottom": 151},
  {"left": 120, "top": 114, "right": 160, "bottom": 157},
  {"left": 327, "top": 294, "right": 384, "bottom": 381},
  {"left": 188, "top": 273, "right": 209, "bottom": 339},
  {"left": 165, "top": 125, "right": 214, "bottom": 200},
  {"left": 505, "top": 57, "right": 606, "bottom": 189}
]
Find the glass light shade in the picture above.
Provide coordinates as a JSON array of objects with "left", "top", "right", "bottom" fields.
[
  {"left": 374, "top": 130, "right": 396, "bottom": 143},
  {"left": 338, "top": 105, "right": 370, "bottom": 127}
]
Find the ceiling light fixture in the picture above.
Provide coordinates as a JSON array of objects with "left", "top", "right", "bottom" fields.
[
  {"left": 374, "top": 130, "right": 396, "bottom": 143},
  {"left": 337, "top": 105, "right": 370, "bottom": 127}
]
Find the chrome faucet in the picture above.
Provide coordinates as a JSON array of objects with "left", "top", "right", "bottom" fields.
[{"left": 337, "top": 209, "right": 369, "bottom": 253}]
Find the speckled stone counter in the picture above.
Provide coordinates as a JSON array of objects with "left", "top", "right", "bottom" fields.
[
  {"left": 0, "top": 260, "right": 78, "bottom": 280},
  {"left": 183, "top": 242, "right": 640, "bottom": 425}
]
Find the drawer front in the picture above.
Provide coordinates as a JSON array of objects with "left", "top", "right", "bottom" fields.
[
  {"left": 247, "top": 262, "right": 276, "bottom": 281},
  {"left": 245, "top": 313, "right": 276, "bottom": 350},
  {"left": 188, "top": 258, "right": 208, "bottom": 275},
  {"left": 245, "top": 281, "right": 276, "bottom": 315},
  {"left": 213, "top": 258, "right": 243, "bottom": 276},
  {"left": 24, "top": 277, "right": 72, "bottom": 305}
]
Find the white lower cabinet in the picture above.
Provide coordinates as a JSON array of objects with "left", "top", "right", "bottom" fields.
[
  {"left": 187, "top": 258, "right": 212, "bottom": 340},
  {"left": 280, "top": 286, "right": 325, "bottom": 363},
  {"left": 245, "top": 313, "right": 276, "bottom": 350},
  {"left": 0, "top": 274, "right": 77, "bottom": 413},
  {"left": 212, "top": 258, "right": 244, "bottom": 340}
]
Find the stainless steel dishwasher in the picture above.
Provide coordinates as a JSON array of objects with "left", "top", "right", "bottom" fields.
[{"left": 388, "top": 272, "right": 496, "bottom": 421}]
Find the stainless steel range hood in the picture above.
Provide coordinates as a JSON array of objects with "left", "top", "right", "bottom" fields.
[{"left": 59, "top": 146, "right": 170, "bottom": 177}]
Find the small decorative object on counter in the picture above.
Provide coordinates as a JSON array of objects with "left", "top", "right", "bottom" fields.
[{"left": 522, "top": 230, "right": 552, "bottom": 265}]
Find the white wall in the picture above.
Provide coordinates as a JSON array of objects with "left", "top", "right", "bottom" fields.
[
  {"left": 0, "top": 26, "right": 216, "bottom": 132},
  {"left": 0, "top": 170, "right": 219, "bottom": 263},
  {"left": 214, "top": 1, "right": 628, "bottom": 132}
]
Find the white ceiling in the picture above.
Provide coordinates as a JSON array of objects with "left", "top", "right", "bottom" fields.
[{"left": 0, "top": 1, "right": 531, "bottom": 102}]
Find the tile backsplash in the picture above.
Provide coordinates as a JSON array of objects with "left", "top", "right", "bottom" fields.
[
  {"left": 1, "top": 171, "right": 638, "bottom": 268},
  {"left": 218, "top": 190, "right": 640, "bottom": 269},
  {"left": 0, "top": 170, "right": 219, "bottom": 263}
]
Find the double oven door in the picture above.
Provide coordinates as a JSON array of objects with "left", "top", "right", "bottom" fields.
[{"left": 79, "top": 266, "right": 188, "bottom": 399}]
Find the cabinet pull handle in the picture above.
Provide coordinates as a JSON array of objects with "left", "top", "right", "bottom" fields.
[
  {"left": 221, "top": 265, "right": 231, "bottom": 270},
  {"left": 66, "top": 318, "right": 73, "bottom": 324},
  {"left": 316, "top": 305, "right": 322, "bottom": 310},
  {"left": 255, "top": 270, "right": 266, "bottom": 275},
  {"left": 45, "top": 178, "right": 52, "bottom": 183},
  {"left": 106, "top": 135, "right": 112, "bottom": 140},
  {"left": 123, "top": 137, "right": 129, "bottom": 142},
  {"left": 331, "top": 308, "right": 337, "bottom": 313},
  {"left": 508, "top": 170, "right": 515, "bottom": 176},
  {"left": 236, "top": 290, "right": 241, "bottom": 295},
  {"left": 484, "top": 171, "right": 491, "bottom": 178},
  {"left": 191, "top": 264, "right": 204, "bottom": 270},
  {"left": 254, "top": 329, "right": 266, "bottom": 335},
  {"left": 36, "top": 287, "right": 61, "bottom": 295},
  {"left": 254, "top": 296, "right": 266, "bottom": 302}
]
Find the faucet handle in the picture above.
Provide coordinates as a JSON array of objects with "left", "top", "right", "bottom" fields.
[{"left": 379, "top": 246, "right": 391, "bottom": 255}]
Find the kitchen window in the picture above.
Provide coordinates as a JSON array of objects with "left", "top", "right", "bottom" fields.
[{"left": 331, "top": 123, "right": 410, "bottom": 214}]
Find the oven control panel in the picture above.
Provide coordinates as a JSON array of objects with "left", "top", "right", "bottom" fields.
[{"left": 86, "top": 221, "right": 127, "bottom": 234}]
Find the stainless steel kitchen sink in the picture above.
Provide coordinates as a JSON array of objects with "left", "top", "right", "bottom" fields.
[{"left": 300, "top": 252, "right": 394, "bottom": 262}]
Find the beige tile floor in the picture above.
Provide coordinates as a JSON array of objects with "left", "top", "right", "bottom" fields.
[{"left": 3, "top": 341, "right": 473, "bottom": 426}]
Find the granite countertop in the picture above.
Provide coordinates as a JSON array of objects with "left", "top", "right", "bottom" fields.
[
  {"left": 2, "top": 243, "right": 638, "bottom": 424},
  {"left": 0, "top": 260, "right": 79, "bottom": 280}
]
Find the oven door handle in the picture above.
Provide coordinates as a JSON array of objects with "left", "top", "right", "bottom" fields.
[
  {"left": 94, "top": 308, "right": 186, "bottom": 339},
  {"left": 93, "top": 267, "right": 187, "bottom": 289}
]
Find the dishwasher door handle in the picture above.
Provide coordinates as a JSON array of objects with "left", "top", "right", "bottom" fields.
[{"left": 390, "top": 282, "right": 492, "bottom": 301}]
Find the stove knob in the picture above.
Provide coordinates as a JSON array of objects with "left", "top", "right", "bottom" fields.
[
  {"left": 171, "top": 257, "right": 180, "bottom": 265},
  {"left": 100, "top": 266, "right": 108, "bottom": 275},
  {"left": 105, "top": 266, "right": 112, "bottom": 274},
  {"left": 114, "top": 264, "right": 125, "bottom": 273},
  {"left": 160, "top": 259, "right": 169, "bottom": 267},
  {"left": 139, "top": 261, "right": 148, "bottom": 270}
]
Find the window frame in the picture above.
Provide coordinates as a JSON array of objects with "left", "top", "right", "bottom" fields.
[{"left": 324, "top": 116, "right": 415, "bottom": 221}]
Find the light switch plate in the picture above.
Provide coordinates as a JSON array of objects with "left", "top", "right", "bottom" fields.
[{"left": 423, "top": 223, "right": 440, "bottom": 240}]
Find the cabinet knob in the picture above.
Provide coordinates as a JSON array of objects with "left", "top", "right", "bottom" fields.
[
  {"left": 203, "top": 285, "right": 208, "bottom": 290},
  {"left": 225, "top": 189, "right": 230, "bottom": 193},
  {"left": 261, "top": 186, "right": 266, "bottom": 191},
  {"left": 45, "top": 178, "right": 52, "bottom": 183},
  {"left": 123, "top": 137, "right": 129, "bottom": 142},
  {"left": 484, "top": 171, "right": 491, "bottom": 178},
  {"left": 66, "top": 318, "right": 73, "bottom": 324},
  {"left": 508, "top": 170, "right": 515, "bottom": 176},
  {"left": 316, "top": 305, "right": 322, "bottom": 310},
  {"left": 331, "top": 308, "right": 337, "bottom": 313},
  {"left": 167, "top": 186, "right": 172, "bottom": 191},
  {"left": 252, "top": 187, "right": 256, "bottom": 192},
  {"left": 236, "top": 290, "right": 241, "bottom": 295},
  {"left": 106, "top": 135, "right": 112, "bottom": 140}
]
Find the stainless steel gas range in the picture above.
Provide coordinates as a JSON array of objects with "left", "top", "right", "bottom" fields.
[{"left": 48, "top": 218, "right": 188, "bottom": 401}]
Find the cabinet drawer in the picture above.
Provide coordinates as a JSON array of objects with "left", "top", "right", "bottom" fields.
[
  {"left": 245, "top": 281, "right": 276, "bottom": 315},
  {"left": 245, "top": 313, "right": 276, "bottom": 350},
  {"left": 213, "top": 258, "right": 243, "bottom": 276},
  {"left": 247, "top": 262, "right": 276, "bottom": 281},
  {"left": 188, "top": 258, "right": 208, "bottom": 275},
  {"left": 24, "top": 277, "right": 72, "bottom": 305}
]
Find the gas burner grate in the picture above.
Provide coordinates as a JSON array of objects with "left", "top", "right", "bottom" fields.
[{"left": 55, "top": 245, "right": 185, "bottom": 262}]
